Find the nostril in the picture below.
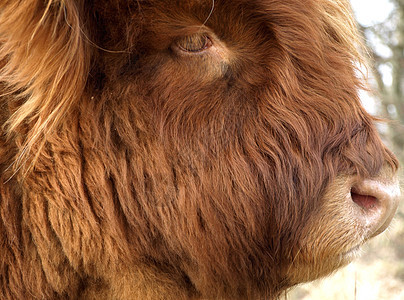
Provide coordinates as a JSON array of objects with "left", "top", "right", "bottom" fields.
[
  {"left": 350, "top": 178, "right": 400, "bottom": 237},
  {"left": 351, "top": 189, "right": 378, "bottom": 210}
]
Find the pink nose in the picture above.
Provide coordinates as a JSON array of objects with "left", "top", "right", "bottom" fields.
[{"left": 351, "top": 178, "right": 400, "bottom": 238}]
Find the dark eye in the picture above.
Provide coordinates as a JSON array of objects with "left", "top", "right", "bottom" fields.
[{"left": 175, "top": 34, "right": 212, "bottom": 53}]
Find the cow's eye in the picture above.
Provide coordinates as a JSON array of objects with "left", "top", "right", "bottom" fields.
[{"left": 175, "top": 34, "right": 212, "bottom": 53}]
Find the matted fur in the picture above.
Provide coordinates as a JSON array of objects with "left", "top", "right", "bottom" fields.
[{"left": 0, "top": 0, "right": 399, "bottom": 299}]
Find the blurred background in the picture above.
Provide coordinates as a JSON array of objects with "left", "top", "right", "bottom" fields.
[{"left": 289, "top": 0, "right": 404, "bottom": 299}]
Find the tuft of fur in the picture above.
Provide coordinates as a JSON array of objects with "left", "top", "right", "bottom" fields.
[
  {"left": 0, "top": 0, "right": 90, "bottom": 171},
  {"left": 0, "top": 0, "right": 399, "bottom": 299}
]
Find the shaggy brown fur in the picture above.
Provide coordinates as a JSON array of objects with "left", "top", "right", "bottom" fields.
[{"left": 0, "top": 0, "right": 400, "bottom": 299}]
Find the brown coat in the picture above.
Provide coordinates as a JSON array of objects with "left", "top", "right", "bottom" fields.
[{"left": 0, "top": 0, "right": 399, "bottom": 299}]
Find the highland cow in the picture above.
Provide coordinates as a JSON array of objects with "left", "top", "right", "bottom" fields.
[{"left": 0, "top": 0, "right": 400, "bottom": 299}]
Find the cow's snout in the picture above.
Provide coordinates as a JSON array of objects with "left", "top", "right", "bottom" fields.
[{"left": 350, "top": 174, "right": 400, "bottom": 238}]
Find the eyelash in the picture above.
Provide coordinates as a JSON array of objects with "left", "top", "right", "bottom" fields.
[{"left": 174, "top": 34, "right": 213, "bottom": 54}]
